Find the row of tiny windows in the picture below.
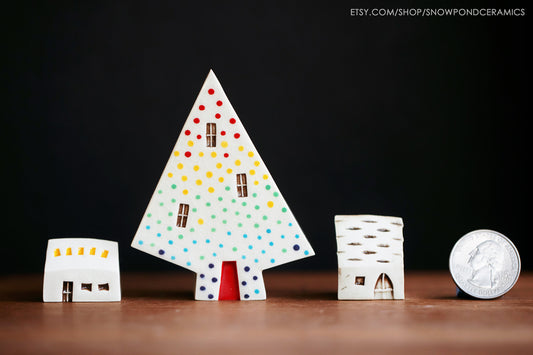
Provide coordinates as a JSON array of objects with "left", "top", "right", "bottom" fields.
[
  {"left": 54, "top": 247, "right": 109, "bottom": 258},
  {"left": 81, "top": 283, "right": 110, "bottom": 292}
]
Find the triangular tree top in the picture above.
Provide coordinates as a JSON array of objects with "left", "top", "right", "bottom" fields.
[{"left": 131, "top": 70, "right": 314, "bottom": 300}]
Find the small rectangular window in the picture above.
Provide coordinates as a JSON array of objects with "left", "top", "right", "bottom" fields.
[
  {"left": 206, "top": 123, "right": 216, "bottom": 147},
  {"left": 81, "top": 283, "right": 92, "bottom": 291},
  {"left": 236, "top": 173, "right": 248, "bottom": 197},
  {"left": 62, "top": 281, "right": 73, "bottom": 302},
  {"left": 98, "top": 283, "right": 109, "bottom": 291},
  {"left": 355, "top": 276, "right": 365, "bottom": 286},
  {"left": 176, "top": 203, "right": 190, "bottom": 228}
]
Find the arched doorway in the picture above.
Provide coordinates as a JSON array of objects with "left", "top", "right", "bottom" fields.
[{"left": 374, "top": 273, "right": 393, "bottom": 299}]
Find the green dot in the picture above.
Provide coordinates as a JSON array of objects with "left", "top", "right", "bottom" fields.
[
  {"left": 246, "top": 214, "right": 251, "bottom": 219},
  {"left": 190, "top": 228, "right": 195, "bottom": 232},
  {"left": 252, "top": 193, "right": 257, "bottom": 198},
  {"left": 232, "top": 247, "right": 237, "bottom": 252},
  {"left": 171, "top": 184, "right": 177, "bottom": 189},
  {"left": 171, "top": 198, "right": 176, "bottom": 203},
  {"left": 195, "top": 195, "right": 201, "bottom": 200},
  {"left": 223, "top": 208, "right": 228, "bottom": 212},
  {"left": 178, "top": 234, "right": 184, "bottom": 239},
  {"left": 167, "top": 226, "right": 172, "bottom": 231},
  {"left": 206, "top": 202, "right": 211, "bottom": 207},
  {"left": 231, "top": 199, "right": 236, "bottom": 203},
  {"left": 282, "top": 208, "right": 287, "bottom": 213},
  {"left": 218, "top": 197, "right": 223, "bottom": 201},
  {"left": 238, "top": 223, "right": 243, "bottom": 227},
  {"left": 168, "top": 212, "right": 173, "bottom": 216},
  {"left": 157, "top": 220, "right": 162, "bottom": 224},
  {"left": 159, "top": 202, "right": 164, "bottom": 206},
  {"left": 223, "top": 220, "right": 227, "bottom": 224},
  {"left": 192, "top": 208, "right": 197, "bottom": 213},
  {"left": 211, "top": 228, "right": 216, "bottom": 232},
  {"left": 262, "top": 216, "right": 268, "bottom": 220},
  {"left": 158, "top": 190, "right": 163, "bottom": 194},
  {"left": 277, "top": 220, "right": 282, "bottom": 224},
  {"left": 254, "top": 205, "right": 260, "bottom": 210},
  {"left": 273, "top": 192, "right": 279, "bottom": 197},
  {"left": 254, "top": 223, "right": 259, "bottom": 228},
  {"left": 211, "top": 215, "right": 216, "bottom": 219},
  {"left": 225, "top": 186, "right": 230, "bottom": 191},
  {"left": 150, "top": 243, "right": 155, "bottom": 247},
  {"left": 200, "top": 256, "right": 205, "bottom": 260},
  {"left": 242, "top": 202, "right": 247, "bottom": 207},
  {"left": 147, "top": 213, "right": 152, "bottom": 218},
  {"left": 235, "top": 211, "right": 240, "bottom": 216},
  {"left": 265, "top": 185, "right": 271, "bottom": 190},
  {"left": 282, "top": 248, "right": 287, "bottom": 253}
]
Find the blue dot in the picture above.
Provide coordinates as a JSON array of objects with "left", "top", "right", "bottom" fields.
[
  {"left": 289, "top": 223, "right": 293, "bottom": 226},
  {"left": 227, "top": 231, "right": 231, "bottom": 236},
  {"left": 146, "top": 225, "right": 151, "bottom": 230},
  {"left": 295, "top": 234, "right": 300, "bottom": 239},
  {"left": 171, "top": 256, "right": 175, "bottom": 260},
  {"left": 253, "top": 276, "right": 258, "bottom": 280},
  {"left": 208, "top": 294, "right": 214, "bottom": 299},
  {"left": 138, "top": 240, "right": 144, "bottom": 245},
  {"left": 184, "top": 248, "right": 188, "bottom": 252},
  {"left": 281, "top": 235, "right": 285, "bottom": 239},
  {"left": 243, "top": 234, "right": 248, "bottom": 238},
  {"left": 244, "top": 266, "right": 250, "bottom": 272},
  {"left": 257, "top": 236, "right": 262, "bottom": 240},
  {"left": 200, "top": 286, "right": 206, "bottom": 291},
  {"left": 209, "top": 263, "right": 214, "bottom": 268},
  {"left": 200, "top": 274, "right": 205, "bottom": 278},
  {"left": 266, "top": 229, "right": 271, "bottom": 234},
  {"left": 206, "top": 239, "right": 210, "bottom": 243},
  {"left": 304, "top": 250, "right": 309, "bottom": 255},
  {"left": 168, "top": 240, "right": 173, "bottom": 245},
  {"left": 241, "top": 255, "right": 246, "bottom": 259},
  {"left": 269, "top": 242, "right": 274, "bottom": 246},
  {"left": 254, "top": 259, "right": 259, "bottom": 263},
  {"left": 158, "top": 249, "right": 165, "bottom": 255},
  {"left": 261, "top": 250, "right": 266, "bottom": 254},
  {"left": 219, "top": 244, "right": 224, "bottom": 248},
  {"left": 293, "top": 244, "right": 300, "bottom": 251},
  {"left": 244, "top": 294, "right": 250, "bottom": 299},
  {"left": 212, "top": 253, "right": 217, "bottom": 257},
  {"left": 270, "top": 258, "right": 275, "bottom": 263},
  {"left": 212, "top": 277, "right": 218, "bottom": 283},
  {"left": 157, "top": 233, "right": 161, "bottom": 237},
  {"left": 254, "top": 289, "right": 260, "bottom": 294},
  {"left": 242, "top": 281, "right": 247, "bottom": 286},
  {"left": 248, "top": 245, "right": 253, "bottom": 250},
  {"left": 193, "top": 240, "right": 197, "bottom": 244},
  {"left": 186, "top": 261, "right": 191, "bottom": 266}
]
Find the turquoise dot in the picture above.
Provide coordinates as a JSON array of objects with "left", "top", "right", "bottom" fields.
[
  {"left": 219, "top": 244, "right": 224, "bottom": 248},
  {"left": 171, "top": 256, "right": 175, "bottom": 260},
  {"left": 184, "top": 248, "right": 188, "bottom": 252},
  {"left": 242, "top": 255, "right": 246, "bottom": 259},
  {"left": 243, "top": 234, "right": 248, "bottom": 238},
  {"left": 257, "top": 236, "right": 262, "bottom": 240},
  {"left": 157, "top": 233, "right": 161, "bottom": 237},
  {"left": 266, "top": 229, "right": 271, "bottom": 234},
  {"left": 213, "top": 253, "right": 217, "bottom": 257},
  {"left": 254, "top": 289, "right": 260, "bottom": 294},
  {"left": 186, "top": 261, "right": 191, "bottom": 266},
  {"left": 171, "top": 184, "right": 177, "bottom": 189},
  {"left": 193, "top": 240, "right": 197, "bottom": 244},
  {"left": 248, "top": 245, "right": 253, "bottom": 250},
  {"left": 269, "top": 242, "right": 274, "bottom": 246},
  {"left": 281, "top": 235, "right": 285, "bottom": 239},
  {"left": 146, "top": 225, "right": 151, "bottom": 230},
  {"left": 295, "top": 234, "right": 300, "bottom": 239},
  {"left": 288, "top": 223, "right": 293, "bottom": 226},
  {"left": 227, "top": 231, "right": 231, "bottom": 236},
  {"left": 206, "top": 239, "right": 210, "bottom": 243},
  {"left": 304, "top": 250, "right": 309, "bottom": 255},
  {"left": 270, "top": 258, "right": 275, "bottom": 263},
  {"left": 168, "top": 240, "right": 173, "bottom": 245},
  {"left": 138, "top": 240, "right": 144, "bottom": 245},
  {"left": 254, "top": 258, "right": 259, "bottom": 263},
  {"left": 261, "top": 250, "right": 266, "bottom": 254}
]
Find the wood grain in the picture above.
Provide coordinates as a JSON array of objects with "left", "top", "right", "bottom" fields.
[{"left": 1, "top": 271, "right": 532, "bottom": 354}]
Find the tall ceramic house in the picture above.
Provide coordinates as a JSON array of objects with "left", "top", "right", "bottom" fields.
[
  {"left": 132, "top": 70, "right": 314, "bottom": 300},
  {"left": 335, "top": 215, "right": 405, "bottom": 300}
]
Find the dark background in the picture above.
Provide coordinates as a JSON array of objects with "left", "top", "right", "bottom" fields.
[{"left": 3, "top": 1, "right": 530, "bottom": 274}]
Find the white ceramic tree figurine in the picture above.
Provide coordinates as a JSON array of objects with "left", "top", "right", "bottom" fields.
[{"left": 131, "top": 70, "right": 314, "bottom": 300}]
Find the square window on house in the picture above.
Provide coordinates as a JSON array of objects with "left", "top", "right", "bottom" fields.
[
  {"left": 206, "top": 123, "right": 216, "bottom": 147},
  {"left": 236, "top": 173, "right": 248, "bottom": 198},
  {"left": 98, "top": 283, "right": 109, "bottom": 291},
  {"left": 355, "top": 276, "right": 365, "bottom": 286},
  {"left": 176, "top": 203, "right": 189, "bottom": 228},
  {"left": 81, "top": 283, "right": 92, "bottom": 291}
]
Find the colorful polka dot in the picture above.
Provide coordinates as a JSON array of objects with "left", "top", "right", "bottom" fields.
[
  {"left": 194, "top": 117, "right": 200, "bottom": 123},
  {"left": 267, "top": 201, "right": 274, "bottom": 208},
  {"left": 185, "top": 151, "right": 192, "bottom": 158},
  {"left": 199, "top": 105, "right": 205, "bottom": 111},
  {"left": 211, "top": 152, "right": 217, "bottom": 158},
  {"left": 216, "top": 100, "right": 223, "bottom": 106},
  {"left": 221, "top": 141, "right": 228, "bottom": 148},
  {"left": 234, "top": 133, "right": 240, "bottom": 139},
  {"left": 208, "top": 187, "right": 215, "bottom": 193},
  {"left": 208, "top": 89, "right": 215, "bottom": 95},
  {"left": 215, "top": 113, "right": 221, "bottom": 119},
  {"left": 177, "top": 163, "right": 184, "bottom": 169},
  {"left": 229, "top": 118, "right": 236, "bottom": 124}
]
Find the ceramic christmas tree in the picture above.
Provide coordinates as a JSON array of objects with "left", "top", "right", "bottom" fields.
[{"left": 131, "top": 70, "right": 314, "bottom": 300}]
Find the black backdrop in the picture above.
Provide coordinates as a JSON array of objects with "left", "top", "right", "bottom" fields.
[{"left": 3, "top": 1, "right": 530, "bottom": 274}]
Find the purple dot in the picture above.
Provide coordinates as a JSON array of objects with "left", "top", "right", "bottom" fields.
[
  {"left": 244, "top": 294, "right": 250, "bottom": 299},
  {"left": 208, "top": 294, "right": 214, "bottom": 299},
  {"left": 242, "top": 281, "right": 247, "bottom": 286},
  {"left": 158, "top": 249, "right": 165, "bottom": 255},
  {"left": 293, "top": 244, "right": 300, "bottom": 251},
  {"left": 200, "top": 274, "right": 205, "bottom": 278},
  {"left": 244, "top": 266, "right": 250, "bottom": 272},
  {"left": 200, "top": 286, "right": 206, "bottom": 291},
  {"left": 209, "top": 263, "right": 214, "bottom": 269},
  {"left": 212, "top": 277, "right": 218, "bottom": 283}
]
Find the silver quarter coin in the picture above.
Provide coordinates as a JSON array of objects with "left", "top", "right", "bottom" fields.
[{"left": 449, "top": 229, "right": 521, "bottom": 299}]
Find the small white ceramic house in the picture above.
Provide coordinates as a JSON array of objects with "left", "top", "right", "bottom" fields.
[
  {"left": 43, "top": 238, "right": 121, "bottom": 302},
  {"left": 131, "top": 70, "right": 314, "bottom": 301},
  {"left": 335, "top": 215, "right": 404, "bottom": 300}
]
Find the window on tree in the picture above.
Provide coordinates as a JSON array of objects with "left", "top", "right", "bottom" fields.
[
  {"left": 176, "top": 203, "right": 190, "bottom": 228},
  {"left": 236, "top": 174, "right": 248, "bottom": 197},
  {"left": 206, "top": 123, "right": 216, "bottom": 147}
]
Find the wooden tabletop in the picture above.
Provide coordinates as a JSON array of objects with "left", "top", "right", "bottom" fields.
[{"left": 1, "top": 271, "right": 532, "bottom": 354}]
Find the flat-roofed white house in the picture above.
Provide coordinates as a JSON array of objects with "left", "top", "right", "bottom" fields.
[
  {"left": 43, "top": 238, "right": 121, "bottom": 302},
  {"left": 335, "top": 215, "right": 405, "bottom": 300}
]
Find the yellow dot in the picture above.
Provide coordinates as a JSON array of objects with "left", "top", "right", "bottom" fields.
[
  {"left": 183, "top": 189, "right": 188, "bottom": 195},
  {"left": 208, "top": 187, "right": 215, "bottom": 193},
  {"left": 221, "top": 141, "right": 228, "bottom": 148},
  {"left": 267, "top": 201, "right": 274, "bottom": 208},
  {"left": 248, "top": 151, "right": 254, "bottom": 157},
  {"left": 216, "top": 163, "right": 223, "bottom": 169},
  {"left": 249, "top": 169, "right": 256, "bottom": 175},
  {"left": 167, "top": 173, "right": 173, "bottom": 178},
  {"left": 187, "top": 140, "right": 194, "bottom": 147},
  {"left": 254, "top": 161, "right": 260, "bottom": 167},
  {"left": 177, "top": 163, "right": 184, "bottom": 169},
  {"left": 218, "top": 177, "right": 224, "bottom": 183},
  {"left": 235, "top": 160, "right": 241, "bottom": 166},
  {"left": 196, "top": 179, "right": 202, "bottom": 185},
  {"left": 226, "top": 168, "right": 233, "bottom": 174},
  {"left": 182, "top": 176, "right": 188, "bottom": 181},
  {"left": 199, "top": 152, "right": 204, "bottom": 157},
  {"left": 193, "top": 165, "right": 200, "bottom": 171},
  {"left": 254, "top": 180, "right": 259, "bottom": 186},
  {"left": 238, "top": 146, "right": 244, "bottom": 152},
  {"left": 174, "top": 151, "right": 180, "bottom": 156},
  {"left": 211, "top": 152, "right": 217, "bottom": 158},
  {"left": 206, "top": 171, "right": 213, "bottom": 178},
  {"left": 198, "top": 219, "right": 204, "bottom": 225},
  {"left": 263, "top": 174, "right": 269, "bottom": 180}
]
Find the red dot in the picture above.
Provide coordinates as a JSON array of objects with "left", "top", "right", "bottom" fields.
[
  {"left": 199, "top": 105, "right": 205, "bottom": 111},
  {"left": 221, "top": 131, "right": 226, "bottom": 136},
  {"left": 185, "top": 152, "right": 192, "bottom": 158},
  {"left": 185, "top": 130, "right": 191, "bottom": 136},
  {"left": 229, "top": 118, "right": 236, "bottom": 124},
  {"left": 193, "top": 118, "right": 200, "bottom": 124},
  {"left": 234, "top": 133, "right": 240, "bottom": 139},
  {"left": 224, "top": 153, "right": 229, "bottom": 158},
  {"left": 208, "top": 89, "right": 215, "bottom": 95},
  {"left": 215, "top": 113, "right": 221, "bottom": 119},
  {"left": 216, "top": 100, "right": 223, "bottom": 106},
  {"left": 197, "top": 135, "right": 202, "bottom": 139}
]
